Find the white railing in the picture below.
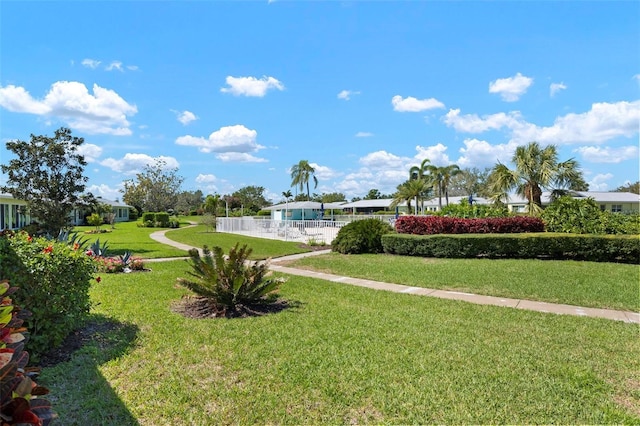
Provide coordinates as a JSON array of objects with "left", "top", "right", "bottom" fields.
[{"left": 216, "top": 218, "right": 348, "bottom": 244}]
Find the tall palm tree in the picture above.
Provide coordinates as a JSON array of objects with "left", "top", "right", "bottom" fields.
[
  {"left": 408, "top": 158, "right": 432, "bottom": 213},
  {"left": 426, "top": 164, "right": 461, "bottom": 210},
  {"left": 487, "top": 141, "right": 584, "bottom": 215},
  {"left": 391, "top": 178, "right": 431, "bottom": 215},
  {"left": 290, "top": 160, "right": 318, "bottom": 200}
]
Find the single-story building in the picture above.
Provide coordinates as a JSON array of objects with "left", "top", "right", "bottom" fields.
[
  {"left": 504, "top": 191, "right": 640, "bottom": 214},
  {"left": 71, "top": 197, "right": 132, "bottom": 225},
  {"left": 0, "top": 193, "right": 30, "bottom": 230},
  {"left": 264, "top": 201, "right": 347, "bottom": 220},
  {"left": 340, "top": 196, "right": 490, "bottom": 214}
]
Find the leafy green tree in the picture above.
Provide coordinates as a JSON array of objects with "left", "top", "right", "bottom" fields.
[
  {"left": 232, "top": 186, "right": 269, "bottom": 214},
  {"left": 121, "top": 159, "right": 184, "bottom": 213},
  {"left": 320, "top": 192, "right": 346, "bottom": 203},
  {"left": 176, "top": 190, "right": 204, "bottom": 215},
  {"left": 363, "top": 188, "right": 391, "bottom": 200},
  {"left": 614, "top": 181, "right": 640, "bottom": 194},
  {"left": 290, "top": 160, "right": 318, "bottom": 200},
  {"left": 0, "top": 127, "right": 88, "bottom": 235},
  {"left": 447, "top": 167, "right": 492, "bottom": 198},
  {"left": 487, "top": 142, "right": 585, "bottom": 215},
  {"left": 202, "top": 194, "right": 221, "bottom": 215}
]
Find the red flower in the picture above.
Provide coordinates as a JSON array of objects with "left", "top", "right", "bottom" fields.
[
  {"left": 73, "top": 243, "right": 80, "bottom": 251},
  {"left": 96, "top": 276, "right": 102, "bottom": 283},
  {"left": 42, "top": 246, "right": 53, "bottom": 254},
  {"left": 27, "top": 235, "right": 33, "bottom": 243}
]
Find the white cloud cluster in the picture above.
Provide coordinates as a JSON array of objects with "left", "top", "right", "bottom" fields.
[
  {"left": 489, "top": 72, "right": 533, "bottom": 102},
  {"left": 355, "top": 131, "right": 373, "bottom": 137},
  {"left": 588, "top": 173, "right": 614, "bottom": 191},
  {"left": 81, "top": 58, "right": 101, "bottom": 69},
  {"left": 309, "top": 163, "right": 341, "bottom": 180},
  {"left": 0, "top": 81, "right": 137, "bottom": 135},
  {"left": 392, "top": 95, "right": 445, "bottom": 112},
  {"left": 457, "top": 138, "right": 518, "bottom": 168},
  {"left": 414, "top": 144, "right": 451, "bottom": 166},
  {"left": 81, "top": 58, "right": 139, "bottom": 72},
  {"left": 220, "top": 76, "right": 284, "bottom": 97},
  {"left": 100, "top": 153, "right": 180, "bottom": 175},
  {"left": 574, "top": 145, "right": 639, "bottom": 164},
  {"left": 549, "top": 82, "right": 567, "bottom": 97},
  {"left": 174, "top": 110, "right": 198, "bottom": 125},
  {"left": 176, "top": 125, "right": 268, "bottom": 162},
  {"left": 76, "top": 143, "right": 103, "bottom": 163},
  {"left": 337, "top": 90, "right": 360, "bottom": 101},
  {"left": 85, "top": 183, "right": 122, "bottom": 200},
  {"left": 444, "top": 101, "right": 640, "bottom": 146}
]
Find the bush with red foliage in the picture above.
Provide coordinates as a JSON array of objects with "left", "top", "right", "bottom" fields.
[{"left": 395, "top": 215, "right": 545, "bottom": 235}]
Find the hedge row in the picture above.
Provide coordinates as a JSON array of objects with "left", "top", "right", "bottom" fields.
[
  {"left": 381, "top": 233, "right": 640, "bottom": 264},
  {"left": 395, "top": 215, "right": 545, "bottom": 235}
]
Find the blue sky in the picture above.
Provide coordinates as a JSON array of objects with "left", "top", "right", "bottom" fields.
[{"left": 1, "top": 1, "right": 638, "bottom": 203}]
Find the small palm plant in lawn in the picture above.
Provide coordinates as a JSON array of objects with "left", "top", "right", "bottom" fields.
[{"left": 175, "top": 243, "right": 287, "bottom": 318}]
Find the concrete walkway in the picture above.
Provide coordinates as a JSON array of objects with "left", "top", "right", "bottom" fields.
[{"left": 149, "top": 228, "right": 639, "bottom": 324}]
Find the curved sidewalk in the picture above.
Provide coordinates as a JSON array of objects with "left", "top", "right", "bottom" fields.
[{"left": 150, "top": 228, "right": 639, "bottom": 324}]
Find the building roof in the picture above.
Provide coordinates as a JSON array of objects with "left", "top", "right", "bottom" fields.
[
  {"left": 95, "top": 197, "right": 132, "bottom": 208},
  {"left": 265, "top": 201, "right": 346, "bottom": 210},
  {"left": 341, "top": 199, "right": 399, "bottom": 209},
  {"left": 504, "top": 191, "right": 640, "bottom": 205}
]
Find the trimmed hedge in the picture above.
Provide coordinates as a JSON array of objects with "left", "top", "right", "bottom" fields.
[
  {"left": 381, "top": 233, "right": 640, "bottom": 264},
  {"left": 332, "top": 218, "right": 394, "bottom": 254},
  {"left": 395, "top": 215, "right": 545, "bottom": 235},
  {"left": 0, "top": 231, "right": 96, "bottom": 359}
]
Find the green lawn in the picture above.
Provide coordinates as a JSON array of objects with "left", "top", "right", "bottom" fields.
[
  {"left": 286, "top": 253, "right": 640, "bottom": 312},
  {"left": 74, "top": 220, "right": 309, "bottom": 260},
  {"left": 40, "top": 260, "right": 639, "bottom": 425},
  {"left": 164, "top": 223, "right": 311, "bottom": 260}
]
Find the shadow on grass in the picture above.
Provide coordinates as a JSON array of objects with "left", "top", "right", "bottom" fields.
[{"left": 37, "top": 314, "right": 141, "bottom": 425}]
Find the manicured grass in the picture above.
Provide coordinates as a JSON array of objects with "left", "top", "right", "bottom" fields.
[
  {"left": 164, "top": 223, "right": 311, "bottom": 260},
  {"left": 39, "top": 260, "right": 639, "bottom": 424},
  {"left": 286, "top": 253, "right": 640, "bottom": 311},
  {"left": 73, "top": 221, "right": 189, "bottom": 258}
]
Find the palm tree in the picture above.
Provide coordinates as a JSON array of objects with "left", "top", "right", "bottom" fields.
[
  {"left": 487, "top": 141, "right": 584, "bottom": 215},
  {"left": 426, "top": 164, "right": 461, "bottom": 210},
  {"left": 290, "top": 160, "right": 318, "bottom": 200},
  {"left": 408, "top": 158, "right": 432, "bottom": 213},
  {"left": 391, "top": 178, "right": 431, "bottom": 215},
  {"left": 282, "top": 190, "right": 293, "bottom": 221}
]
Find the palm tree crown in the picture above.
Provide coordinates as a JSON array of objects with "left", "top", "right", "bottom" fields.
[
  {"left": 426, "top": 164, "right": 461, "bottom": 210},
  {"left": 290, "top": 160, "right": 318, "bottom": 200},
  {"left": 487, "top": 141, "right": 584, "bottom": 215}
]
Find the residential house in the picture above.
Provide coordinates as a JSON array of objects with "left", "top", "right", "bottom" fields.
[{"left": 0, "top": 193, "right": 30, "bottom": 230}]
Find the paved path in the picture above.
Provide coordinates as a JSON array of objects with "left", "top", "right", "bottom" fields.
[{"left": 149, "top": 228, "right": 640, "bottom": 324}]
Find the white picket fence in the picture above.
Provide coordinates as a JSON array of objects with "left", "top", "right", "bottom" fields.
[{"left": 216, "top": 217, "right": 348, "bottom": 244}]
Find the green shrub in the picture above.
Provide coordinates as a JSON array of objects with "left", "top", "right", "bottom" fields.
[
  {"left": 436, "top": 200, "right": 509, "bottom": 218},
  {"left": 176, "top": 244, "right": 286, "bottom": 317},
  {"left": 332, "top": 218, "right": 394, "bottom": 254},
  {"left": 0, "top": 279, "right": 58, "bottom": 425},
  {"left": 86, "top": 212, "right": 104, "bottom": 231},
  {"left": 155, "top": 212, "right": 170, "bottom": 227},
  {"left": 141, "top": 212, "right": 155, "bottom": 224},
  {"left": 256, "top": 210, "right": 271, "bottom": 216},
  {"left": 0, "top": 232, "right": 96, "bottom": 359},
  {"left": 381, "top": 233, "right": 640, "bottom": 264},
  {"left": 128, "top": 207, "right": 139, "bottom": 221},
  {"left": 541, "top": 196, "right": 640, "bottom": 234}
]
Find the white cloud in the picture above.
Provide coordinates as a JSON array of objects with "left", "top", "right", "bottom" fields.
[
  {"left": 414, "top": 144, "right": 451, "bottom": 166},
  {"left": 81, "top": 58, "right": 101, "bottom": 69},
  {"left": 456, "top": 138, "right": 518, "bottom": 168},
  {"left": 443, "top": 109, "right": 523, "bottom": 133},
  {"left": 195, "top": 174, "right": 218, "bottom": 184},
  {"left": 444, "top": 101, "right": 640, "bottom": 145},
  {"left": 355, "top": 131, "right": 373, "bottom": 137},
  {"left": 633, "top": 74, "right": 640, "bottom": 82},
  {"left": 549, "top": 82, "right": 567, "bottom": 97},
  {"left": 309, "top": 163, "right": 341, "bottom": 180},
  {"left": 85, "top": 183, "right": 122, "bottom": 200},
  {"left": 489, "top": 72, "right": 533, "bottom": 102},
  {"left": 0, "top": 81, "right": 137, "bottom": 135},
  {"left": 220, "top": 76, "right": 284, "bottom": 97},
  {"left": 174, "top": 110, "right": 198, "bottom": 125},
  {"left": 126, "top": 65, "right": 139, "bottom": 71},
  {"left": 215, "top": 152, "right": 268, "bottom": 163},
  {"left": 359, "top": 150, "right": 407, "bottom": 169},
  {"left": 573, "top": 145, "right": 639, "bottom": 164},
  {"left": 392, "top": 95, "right": 445, "bottom": 112},
  {"left": 76, "top": 143, "right": 103, "bottom": 162},
  {"left": 100, "top": 153, "right": 179, "bottom": 174},
  {"left": 106, "top": 61, "right": 123, "bottom": 72},
  {"left": 176, "top": 125, "right": 263, "bottom": 154},
  {"left": 588, "top": 173, "right": 613, "bottom": 191},
  {"left": 338, "top": 90, "right": 360, "bottom": 101}
]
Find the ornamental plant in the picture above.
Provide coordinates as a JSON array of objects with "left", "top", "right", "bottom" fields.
[
  {"left": 0, "top": 279, "right": 57, "bottom": 425},
  {"left": 332, "top": 218, "right": 394, "bottom": 254},
  {"left": 394, "top": 215, "right": 544, "bottom": 235},
  {"left": 177, "top": 244, "right": 286, "bottom": 317},
  {"left": 0, "top": 232, "right": 95, "bottom": 359}
]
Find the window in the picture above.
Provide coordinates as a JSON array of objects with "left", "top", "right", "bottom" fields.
[
  {"left": 600, "top": 205, "right": 606, "bottom": 211},
  {"left": 611, "top": 204, "right": 622, "bottom": 213}
]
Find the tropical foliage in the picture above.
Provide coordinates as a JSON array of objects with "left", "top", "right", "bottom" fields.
[
  {"left": 121, "top": 159, "right": 184, "bottom": 214},
  {"left": 394, "top": 215, "right": 544, "bottom": 235},
  {"left": 426, "top": 164, "right": 461, "bottom": 209},
  {"left": 290, "top": 160, "right": 318, "bottom": 200},
  {"left": 176, "top": 244, "right": 286, "bottom": 317},
  {"left": 487, "top": 142, "right": 585, "bottom": 215},
  {"left": 0, "top": 280, "right": 57, "bottom": 426}
]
